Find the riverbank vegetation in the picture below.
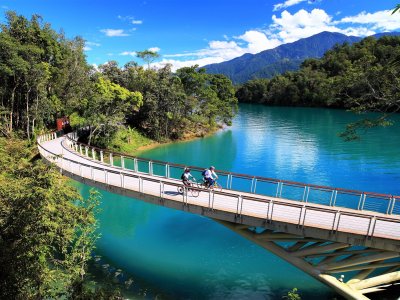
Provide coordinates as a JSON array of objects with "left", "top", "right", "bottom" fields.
[
  {"left": 236, "top": 35, "right": 400, "bottom": 139},
  {"left": 0, "top": 11, "right": 238, "bottom": 148},
  {"left": 0, "top": 10, "right": 237, "bottom": 297}
]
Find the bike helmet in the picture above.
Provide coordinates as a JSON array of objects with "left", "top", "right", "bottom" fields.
[
  {"left": 210, "top": 166, "right": 215, "bottom": 170},
  {"left": 185, "top": 167, "right": 190, "bottom": 172}
]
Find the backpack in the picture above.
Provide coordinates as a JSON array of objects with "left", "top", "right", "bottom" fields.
[
  {"left": 181, "top": 173, "right": 185, "bottom": 180},
  {"left": 201, "top": 169, "right": 207, "bottom": 177}
]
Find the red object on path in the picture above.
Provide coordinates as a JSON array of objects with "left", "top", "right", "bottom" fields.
[{"left": 56, "top": 116, "right": 71, "bottom": 132}]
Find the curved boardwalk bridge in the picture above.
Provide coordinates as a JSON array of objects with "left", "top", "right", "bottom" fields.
[{"left": 38, "top": 130, "right": 400, "bottom": 300}]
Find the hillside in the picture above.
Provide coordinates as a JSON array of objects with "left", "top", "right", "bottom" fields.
[{"left": 203, "top": 31, "right": 369, "bottom": 84}]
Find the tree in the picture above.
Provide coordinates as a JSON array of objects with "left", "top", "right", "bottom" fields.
[
  {"left": 84, "top": 76, "right": 143, "bottom": 145},
  {"left": 0, "top": 137, "right": 100, "bottom": 299},
  {"left": 136, "top": 50, "right": 159, "bottom": 69}
]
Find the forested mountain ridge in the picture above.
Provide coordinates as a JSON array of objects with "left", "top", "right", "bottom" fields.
[
  {"left": 235, "top": 35, "right": 400, "bottom": 113},
  {"left": 203, "top": 31, "right": 399, "bottom": 84}
]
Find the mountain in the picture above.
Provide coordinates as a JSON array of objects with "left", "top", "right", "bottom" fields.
[{"left": 202, "top": 32, "right": 369, "bottom": 84}]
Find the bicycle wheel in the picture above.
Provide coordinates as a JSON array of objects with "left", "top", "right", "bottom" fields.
[
  {"left": 213, "top": 182, "right": 222, "bottom": 192},
  {"left": 177, "top": 186, "right": 184, "bottom": 194},
  {"left": 190, "top": 186, "right": 200, "bottom": 197}
]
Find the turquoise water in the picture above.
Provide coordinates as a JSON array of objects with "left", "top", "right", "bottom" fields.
[{"left": 76, "top": 104, "right": 400, "bottom": 299}]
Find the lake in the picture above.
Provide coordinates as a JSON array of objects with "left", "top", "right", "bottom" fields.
[{"left": 76, "top": 104, "right": 400, "bottom": 299}]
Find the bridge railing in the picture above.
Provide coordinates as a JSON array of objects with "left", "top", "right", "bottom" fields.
[
  {"left": 45, "top": 130, "right": 398, "bottom": 216},
  {"left": 37, "top": 133, "right": 400, "bottom": 241}
]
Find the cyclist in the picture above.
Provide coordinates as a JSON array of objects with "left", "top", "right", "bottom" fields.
[
  {"left": 181, "top": 167, "right": 195, "bottom": 187},
  {"left": 203, "top": 166, "right": 218, "bottom": 188}
]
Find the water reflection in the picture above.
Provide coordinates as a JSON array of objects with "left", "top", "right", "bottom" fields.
[{"left": 74, "top": 104, "right": 400, "bottom": 299}]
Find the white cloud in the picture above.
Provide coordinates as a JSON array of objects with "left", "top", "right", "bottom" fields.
[
  {"left": 238, "top": 30, "right": 281, "bottom": 52},
  {"left": 86, "top": 41, "right": 101, "bottom": 47},
  {"left": 148, "top": 47, "right": 160, "bottom": 52},
  {"left": 271, "top": 9, "right": 340, "bottom": 43},
  {"left": 120, "top": 51, "right": 137, "bottom": 56},
  {"left": 84, "top": 41, "right": 101, "bottom": 50},
  {"left": 132, "top": 20, "right": 143, "bottom": 25},
  {"left": 337, "top": 10, "right": 400, "bottom": 31},
  {"left": 151, "top": 8, "right": 399, "bottom": 72},
  {"left": 273, "top": 0, "right": 307, "bottom": 11},
  {"left": 100, "top": 29, "right": 130, "bottom": 37},
  {"left": 153, "top": 31, "right": 280, "bottom": 71}
]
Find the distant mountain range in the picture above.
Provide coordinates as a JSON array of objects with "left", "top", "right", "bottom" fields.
[{"left": 203, "top": 31, "right": 400, "bottom": 84}]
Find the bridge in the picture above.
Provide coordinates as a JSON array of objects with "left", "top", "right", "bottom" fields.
[{"left": 37, "top": 130, "right": 400, "bottom": 300}]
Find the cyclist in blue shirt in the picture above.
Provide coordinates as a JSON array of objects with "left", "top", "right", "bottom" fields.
[{"left": 203, "top": 166, "right": 218, "bottom": 188}]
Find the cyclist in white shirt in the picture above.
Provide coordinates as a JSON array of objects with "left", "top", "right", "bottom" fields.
[
  {"left": 181, "top": 168, "right": 195, "bottom": 187},
  {"left": 203, "top": 166, "right": 218, "bottom": 188}
]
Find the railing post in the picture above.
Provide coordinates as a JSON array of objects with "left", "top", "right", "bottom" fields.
[
  {"left": 331, "top": 190, "right": 338, "bottom": 207},
  {"left": 79, "top": 145, "right": 83, "bottom": 155},
  {"left": 85, "top": 146, "right": 89, "bottom": 157},
  {"left": 302, "top": 186, "right": 309, "bottom": 202},
  {"left": 253, "top": 179, "right": 257, "bottom": 194},
  {"left": 100, "top": 151, "right": 104, "bottom": 163},
  {"left": 109, "top": 153, "right": 113, "bottom": 166},
  {"left": 134, "top": 158, "right": 138, "bottom": 172},
  {"left": 165, "top": 164, "right": 170, "bottom": 178},
  {"left": 389, "top": 196, "right": 396, "bottom": 215},
  {"left": 357, "top": 193, "right": 365, "bottom": 210},
  {"left": 121, "top": 156, "right": 125, "bottom": 169},
  {"left": 149, "top": 161, "right": 153, "bottom": 175},
  {"left": 160, "top": 181, "right": 164, "bottom": 199},
  {"left": 92, "top": 148, "right": 96, "bottom": 160},
  {"left": 120, "top": 172, "right": 124, "bottom": 188}
]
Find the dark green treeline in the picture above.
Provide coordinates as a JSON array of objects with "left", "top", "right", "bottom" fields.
[{"left": 236, "top": 36, "right": 400, "bottom": 115}]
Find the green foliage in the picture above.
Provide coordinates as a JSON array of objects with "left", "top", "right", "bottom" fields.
[
  {"left": 109, "top": 127, "right": 154, "bottom": 153},
  {"left": 136, "top": 49, "right": 160, "bottom": 69},
  {"left": 0, "top": 11, "right": 91, "bottom": 140},
  {"left": 236, "top": 35, "right": 400, "bottom": 137},
  {"left": 0, "top": 137, "right": 100, "bottom": 299},
  {"left": 282, "top": 288, "right": 301, "bottom": 300},
  {"left": 392, "top": 4, "right": 400, "bottom": 14},
  {"left": 82, "top": 76, "right": 143, "bottom": 146}
]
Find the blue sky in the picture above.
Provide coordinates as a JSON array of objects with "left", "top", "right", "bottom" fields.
[{"left": 1, "top": 0, "right": 399, "bottom": 70}]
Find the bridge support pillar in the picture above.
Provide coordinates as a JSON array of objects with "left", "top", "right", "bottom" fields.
[{"left": 217, "top": 220, "right": 400, "bottom": 300}]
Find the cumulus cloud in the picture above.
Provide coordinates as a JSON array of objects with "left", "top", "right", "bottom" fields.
[
  {"left": 336, "top": 10, "right": 400, "bottom": 31},
  {"left": 152, "top": 8, "right": 400, "bottom": 72},
  {"left": 154, "top": 31, "right": 281, "bottom": 71},
  {"left": 271, "top": 9, "right": 340, "bottom": 43},
  {"left": 100, "top": 29, "right": 130, "bottom": 37},
  {"left": 132, "top": 20, "right": 143, "bottom": 24},
  {"left": 238, "top": 30, "right": 281, "bottom": 52}
]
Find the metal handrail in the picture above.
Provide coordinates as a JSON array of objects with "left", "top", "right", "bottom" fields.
[
  {"left": 62, "top": 130, "right": 399, "bottom": 216},
  {"left": 37, "top": 133, "right": 400, "bottom": 242}
]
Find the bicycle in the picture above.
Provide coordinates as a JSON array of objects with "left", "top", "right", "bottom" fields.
[
  {"left": 177, "top": 180, "right": 200, "bottom": 197},
  {"left": 198, "top": 179, "right": 222, "bottom": 192}
]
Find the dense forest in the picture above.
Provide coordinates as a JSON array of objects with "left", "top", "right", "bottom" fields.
[
  {"left": 236, "top": 35, "right": 400, "bottom": 112},
  {"left": 0, "top": 11, "right": 238, "bottom": 146},
  {"left": 0, "top": 10, "right": 238, "bottom": 299}
]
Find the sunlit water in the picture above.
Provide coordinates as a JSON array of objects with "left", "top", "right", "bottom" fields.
[{"left": 76, "top": 104, "right": 400, "bottom": 299}]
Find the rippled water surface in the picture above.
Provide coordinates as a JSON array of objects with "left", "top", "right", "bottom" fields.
[{"left": 77, "top": 104, "right": 400, "bottom": 299}]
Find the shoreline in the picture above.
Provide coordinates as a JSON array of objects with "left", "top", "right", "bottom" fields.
[{"left": 132, "top": 126, "right": 223, "bottom": 155}]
